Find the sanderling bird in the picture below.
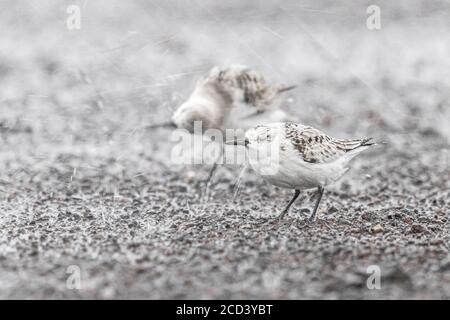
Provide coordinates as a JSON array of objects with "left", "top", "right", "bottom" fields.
[
  {"left": 227, "top": 122, "right": 375, "bottom": 222},
  {"left": 150, "top": 64, "right": 295, "bottom": 133}
]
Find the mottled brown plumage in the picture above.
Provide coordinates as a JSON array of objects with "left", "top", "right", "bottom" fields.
[
  {"left": 283, "top": 122, "right": 374, "bottom": 164},
  {"left": 204, "top": 65, "right": 296, "bottom": 111}
]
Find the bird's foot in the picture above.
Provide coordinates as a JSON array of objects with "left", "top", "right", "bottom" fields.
[
  {"left": 272, "top": 210, "right": 289, "bottom": 224},
  {"left": 305, "top": 216, "right": 331, "bottom": 229},
  {"left": 199, "top": 179, "right": 214, "bottom": 204},
  {"left": 271, "top": 217, "right": 284, "bottom": 225},
  {"left": 307, "top": 215, "right": 317, "bottom": 224}
]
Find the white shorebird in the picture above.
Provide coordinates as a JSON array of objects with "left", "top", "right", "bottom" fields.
[
  {"left": 150, "top": 64, "right": 296, "bottom": 132},
  {"left": 227, "top": 122, "right": 375, "bottom": 222}
]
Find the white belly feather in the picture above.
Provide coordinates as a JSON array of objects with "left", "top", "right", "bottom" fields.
[{"left": 247, "top": 139, "right": 359, "bottom": 190}]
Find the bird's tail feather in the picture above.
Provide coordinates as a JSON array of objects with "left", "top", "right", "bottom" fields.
[
  {"left": 339, "top": 137, "right": 377, "bottom": 151},
  {"left": 145, "top": 121, "right": 176, "bottom": 129},
  {"left": 359, "top": 137, "right": 375, "bottom": 147},
  {"left": 277, "top": 85, "right": 297, "bottom": 93}
]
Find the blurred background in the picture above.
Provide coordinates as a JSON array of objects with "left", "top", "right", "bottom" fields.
[
  {"left": 0, "top": 0, "right": 449, "bottom": 299},
  {"left": 1, "top": 0, "right": 450, "bottom": 154}
]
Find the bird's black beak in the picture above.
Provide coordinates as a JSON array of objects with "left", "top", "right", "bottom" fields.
[
  {"left": 146, "top": 121, "right": 177, "bottom": 129},
  {"left": 225, "top": 138, "right": 249, "bottom": 147}
]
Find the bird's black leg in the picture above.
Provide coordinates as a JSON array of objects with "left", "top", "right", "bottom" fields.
[
  {"left": 205, "top": 160, "right": 219, "bottom": 184},
  {"left": 309, "top": 186, "right": 324, "bottom": 222},
  {"left": 242, "top": 109, "right": 265, "bottom": 120},
  {"left": 276, "top": 189, "right": 301, "bottom": 220},
  {"left": 201, "top": 151, "right": 223, "bottom": 203}
]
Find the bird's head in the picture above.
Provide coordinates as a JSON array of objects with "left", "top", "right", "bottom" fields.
[
  {"left": 224, "top": 127, "right": 257, "bottom": 148},
  {"left": 225, "top": 125, "right": 277, "bottom": 148},
  {"left": 171, "top": 102, "right": 218, "bottom": 134}
]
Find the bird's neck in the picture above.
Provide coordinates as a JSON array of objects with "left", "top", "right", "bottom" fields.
[{"left": 193, "top": 81, "right": 232, "bottom": 109}]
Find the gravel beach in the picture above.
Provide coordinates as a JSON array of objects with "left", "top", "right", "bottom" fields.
[{"left": 0, "top": 0, "right": 449, "bottom": 299}]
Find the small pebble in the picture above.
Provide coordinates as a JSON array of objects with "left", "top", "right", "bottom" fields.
[
  {"left": 410, "top": 224, "right": 428, "bottom": 234},
  {"left": 184, "top": 171, "right": 197, "bottom": 183},
  {"left": 370, "top": 224, "right": 384, "bottom": 234},
  {"left": 430, "top": 239, "right": 444, "bottom": 245}
]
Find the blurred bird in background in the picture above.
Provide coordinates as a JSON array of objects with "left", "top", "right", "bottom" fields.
[{"left": 150, "top": 64, "right": 296, "bottom": 133}]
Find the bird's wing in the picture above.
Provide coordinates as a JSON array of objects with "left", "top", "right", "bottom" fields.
[
  {"left": 284, "top": 123, "right": 373, "bottom": 164},
  {"left": 206, "top": 65, "right": 276, "bottom": 107}
]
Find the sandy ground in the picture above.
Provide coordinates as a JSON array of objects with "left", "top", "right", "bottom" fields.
[{"left": 0, "top": 0, "right": 449, "bottom": 299}]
